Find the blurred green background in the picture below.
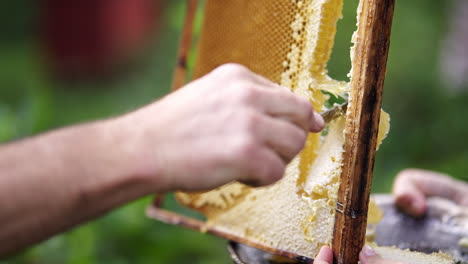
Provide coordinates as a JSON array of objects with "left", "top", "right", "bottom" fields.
[{"left": 0, "top": 0, "right": 466, "bottom": 263}]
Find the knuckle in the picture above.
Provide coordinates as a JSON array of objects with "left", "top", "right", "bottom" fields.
[
  {"left": 239, "top": 110, "right": 261, "bottom": 134},
  {"left": 215, "top": 63, "right": 249, "bottom": 77},
  {"left": 233, "top": 135, "right": 258, "bottom": 159},
  {"left": 234, "top": 85, "right": 259, "bottom": 105}
]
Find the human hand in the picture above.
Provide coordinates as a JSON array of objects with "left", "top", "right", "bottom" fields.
[
  {"left": 313, "top": 245, "right": 404, "bottom": 264},
  {"left": 312, "top": 245, "right": 406, "bottom": 264},
  {"left": 313, "top": 246, "right": 333, "bottom": 264},
  {"left": 359, "top": 245, "right": 406, "bottom": 264},
  {"left": 393, "top": 169, "right": 468, "bottom": 217},
  {"left": 119, "top": 63, "right": 324, "bottom": 192}
]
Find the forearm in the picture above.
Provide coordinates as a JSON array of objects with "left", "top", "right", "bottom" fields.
[{"left": 0, "top": 119, "right": 155, "bottom": 255}]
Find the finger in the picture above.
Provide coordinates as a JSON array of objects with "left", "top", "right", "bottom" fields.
[
  {"left": 247, "top": 86, "right": 324, "bottom": 133},
  {"left": 414, "top": 170, "right": 468, "bottom": 205},
  {"left": 310, "top": 111, "right": 326, "bottom": 132},
  {"left": 237, "top": 146, "right": 286, "bottom": 187},
  {"left": 392, "top": 171, "right": 427, "bottom": 217},
  {"left": 393, "top": 169, "right": 466, "bottom": 217},
  {"left": 254, "top": 115, "right": 308, "bottom": 163},
  {"left": 359, "top": 245, "right": 405, "bottom": 264},
  {"left": 246, "top": 73, "right": 325, "bottom": 133},
  {"left": 394, "top": 192, "right": 426, "bottom": 218},
  {"left": 246, "top": 71, "right": 326, "bottom": 133},
  {"left": 314, "top": 246, "right": 333, "bottom": 264}
]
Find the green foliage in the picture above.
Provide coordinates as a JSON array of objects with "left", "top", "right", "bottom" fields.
[{"left": 0, "top": 0, "right": 466, "bottom": 263}]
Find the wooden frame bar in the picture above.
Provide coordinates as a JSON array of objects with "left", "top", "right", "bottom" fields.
[
  {"left": 146, "top": 204, "right": 314, "bottom": 263},
  {"left": 171, "top": 0, "right": 198, "bottom": 91},
  {"left": 331, "top": 0, "right": 395, "bottom": 263}
]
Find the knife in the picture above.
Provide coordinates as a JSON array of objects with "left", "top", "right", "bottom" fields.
[{"left": 320, "top": 101, "right": 348, "bottom": 123}]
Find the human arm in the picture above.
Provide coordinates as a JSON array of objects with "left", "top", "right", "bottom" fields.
[
  {"left": 393, "top": 169, "right": 468, "bottom": 217},
  {"left": 0, "top": 119, "right": 149, "bottom": 255},
  {"left": 0, "top": 63, "right": 324, "bottom": 255}
]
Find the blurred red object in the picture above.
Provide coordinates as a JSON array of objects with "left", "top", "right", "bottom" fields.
[{"left": 43, "top": 0, "right": 164, "bottom": 79}]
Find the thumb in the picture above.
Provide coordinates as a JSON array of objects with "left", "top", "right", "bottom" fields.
[
  {"left": 394, "top": 191, "right": 427, "bottom": 218},
  {"left": 313, "top": 246, "right": 333, "bottom": 264},
  {"left": 393, "top": 170, "right": 428, "bottom": 217},
  {"left": 359, "top": 245, "right": 404, "bottom": 264}
]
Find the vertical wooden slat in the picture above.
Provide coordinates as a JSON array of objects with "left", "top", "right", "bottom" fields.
[
  {"left": 332, "top": 0, "right": 395, "bottom": 263},
  {"left": 171, "top": 0, "right": 199, "bottom": 91}
]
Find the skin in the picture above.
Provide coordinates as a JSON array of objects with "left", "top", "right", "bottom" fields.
[
  {"left": 314, "top": 169, "right": 468, "bottom": 264},
  {"left": 313, "top": 246, "right": 405, "bottom": 264},
  {"left": 393, "top": 168, "right": 468, "bottom": 217},
  {"left": 314, "top": 246, "right": 334, "bottom": 264},
  {"left": 358, "top": 246, "right": 406, "bottom": 264},
  {"left": 0, "top": 63, "right": 325, "bottom": 256}
]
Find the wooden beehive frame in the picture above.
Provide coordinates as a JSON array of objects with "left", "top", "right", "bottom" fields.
[
  {"left": 331, "top": 0, "right": 395, "bottom": 263},
  {"left": 147, "top": 0, "right": 395, "bottom": 263}
]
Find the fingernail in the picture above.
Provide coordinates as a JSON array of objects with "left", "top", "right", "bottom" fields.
[
  {"left": 362, "top": 245, "right": 376, "bottom": 257},
  {"left": 312, "top": 112, "right": 325, "bottom": 131}
]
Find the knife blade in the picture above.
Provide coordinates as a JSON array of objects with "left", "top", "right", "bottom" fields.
[{"left": 320, "top": 101, "right": 348, "bottom": 123}]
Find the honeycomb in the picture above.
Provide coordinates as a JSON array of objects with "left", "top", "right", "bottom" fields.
[{"left": 175, "top": 0, "right": 390, "bottom": 258}]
